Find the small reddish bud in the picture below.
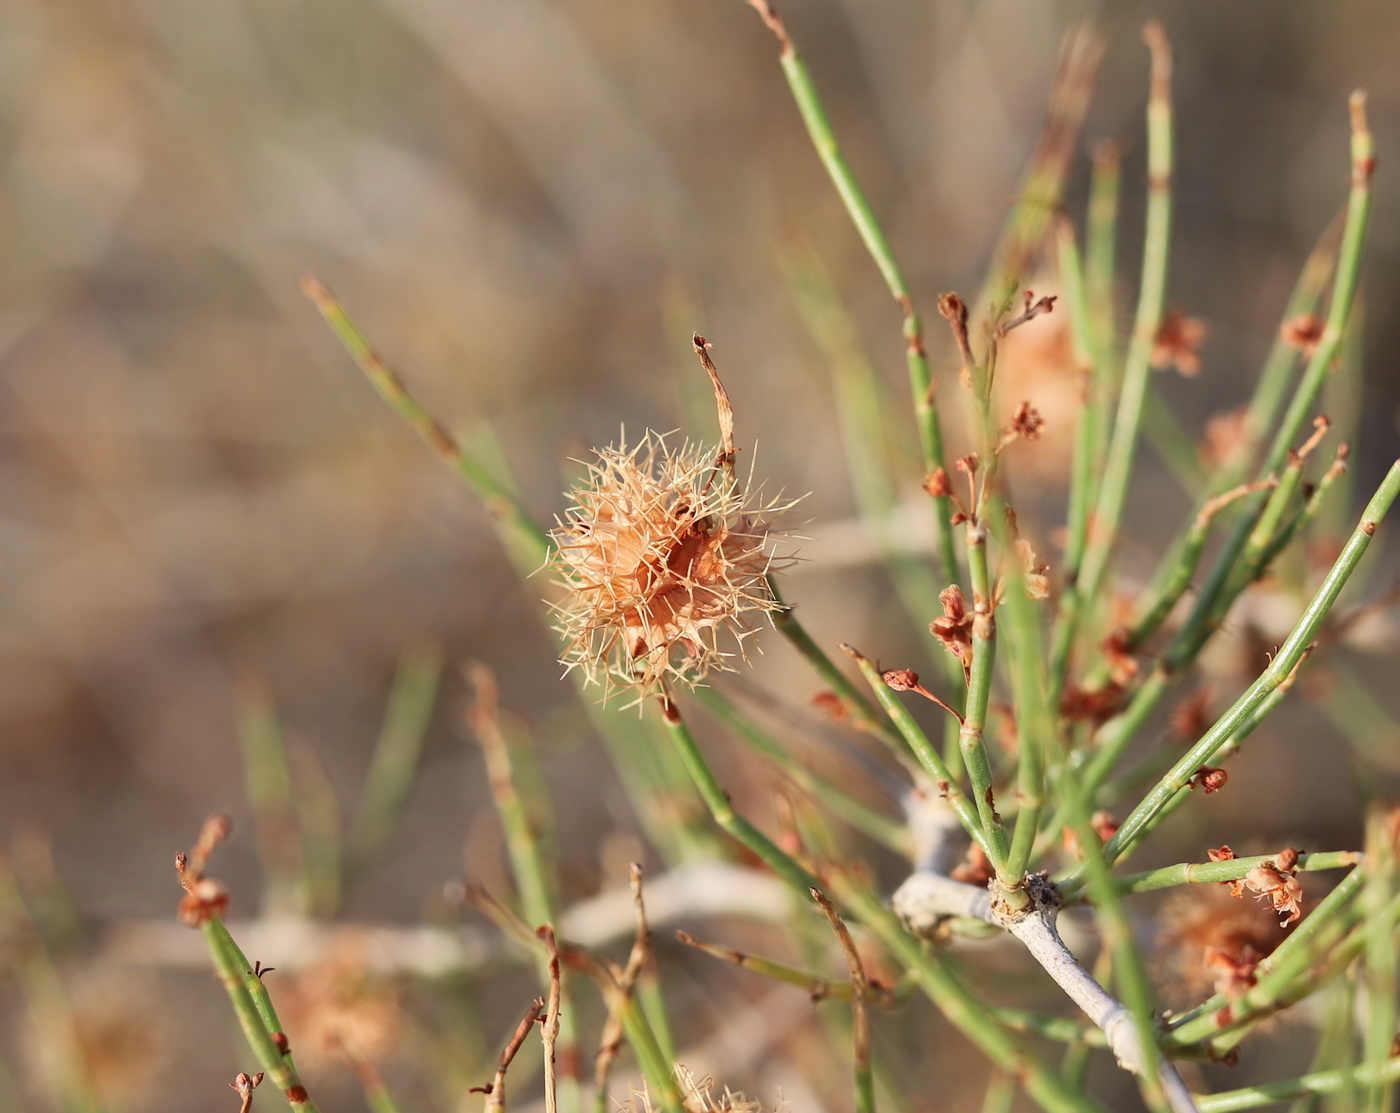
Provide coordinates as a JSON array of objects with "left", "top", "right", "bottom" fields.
[
  {"left": 810, "top": 691, "right": 848, "bottom": 723},
  {"left": 1090, "top": 811, "right": 1119, "bottom": 843},
  {"left": 1207, "top": 845, "right": 1236, "bottom": 862},
  {"left": 924, "top": 468, "right": 952, "bottom": 498},
  {"left": 1188, "top": 766, "right": 1228, "bottom": 794},
  {"left": 1275, "top": 847, "right": 1299, "bottom": 871},
  {"left": 1281, "top": 313, "right": 1324, "bottom": 355},
  {"left": 1151, "top": 308, "right": 1208, "bottom": 377}
]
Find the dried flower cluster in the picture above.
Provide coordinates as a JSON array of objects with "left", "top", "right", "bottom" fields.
[{"left": 550, "top": 433, "right": 790, "bottom": 700}]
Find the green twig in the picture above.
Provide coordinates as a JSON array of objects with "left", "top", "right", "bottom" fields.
[
  {"left": 347, "top": 643, "right": 443, "bottom": 876},
  {"left": 1053, "top": 23, "right": 1175, "bottom": 683},
  {"left": 1085, "top": 460, "right": 1400, "bottom": 880},
  {"left": 301, "top": 276, "right": 550, "bottom": 573},
  {"left": 744, "top": 0, "right": 959, "bottom": 585},
  {"left": 659, "top": 694, "right": 819, "bottom": 895},
  {"left": 691, "top": 685, "right": 909, "bottom": 855}
]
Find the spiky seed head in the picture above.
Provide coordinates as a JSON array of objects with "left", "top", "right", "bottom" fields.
[{"left": 550, "top": 432, "right": 791, "bottom": 702}]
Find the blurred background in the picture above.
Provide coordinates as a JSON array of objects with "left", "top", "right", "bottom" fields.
[{"left": 2, "top": 0, "right": 1400, "bottom": 1110}]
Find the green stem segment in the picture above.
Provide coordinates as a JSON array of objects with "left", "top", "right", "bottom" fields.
[
  {"left": 1068, "top": 460, "right": 1400, "bottom": 893},
  {"left": 202, "top": 918, "right": 321, "bottom": 1112},
  {"left": 1053, "top": 24, "right": 1174, "bottom": 683},
  {"left": 660, "top": 694, "right": 820, "bottom": 896},
  {"left": 745, "top": 1, "right": 959, "bottom": 585},
  {"left": 301, "top": 276, "right": 551, "bottom": 572}
]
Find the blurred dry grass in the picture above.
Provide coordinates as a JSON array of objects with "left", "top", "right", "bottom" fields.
[{"left": 3, "top": 2, "right": 1400, "bottom": 1110}]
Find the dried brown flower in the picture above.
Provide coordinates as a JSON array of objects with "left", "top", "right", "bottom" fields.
[
  {"left": 1151, "top": 308, "right": 1208, "bottom": 377},
  {"left": 1281, "top": 312, "right": 1324, "bottom": 357},
  {"left": 998, "top": 400, "right": 1046, "bottom": 451},
  {"left": 550, "top": 433, "right": 792, "bottom": 700},
  {"left": 930, "top": 585, "right": 974, "bottom": 678},
  {"left": 1015, "top": 538, "right": 1051, "bottom": 600},
  {"left": 1156, "top": 883, "right": 1288, "bottom": 1008},
  {"left": 1244, "top": 864, "right": 1304, "bottom": 926}
]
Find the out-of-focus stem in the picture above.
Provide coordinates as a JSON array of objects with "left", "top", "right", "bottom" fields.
[
  {"left": 301, "top": 276, "right": 549, "bottom": 573},
  {"left": 1055, "top": 23, "right": 1175, "bottom": 682}
]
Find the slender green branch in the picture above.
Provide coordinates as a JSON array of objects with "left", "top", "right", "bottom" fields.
[
  {"left": 659, "top": 694, "right": 820, "bottom": 895},
  {"left": 1070, "top": 461, "right": 1400, "bottom": 889},
  {"left": 1109, "top": 850, "right": 1361, "bottom": 897},
  {"left": 1054, "top": 23, "right": 1174, "bottom": 681},
  {"left": 743, "top": 0, "right": 959, "bottom": 584},
  {"left": 301, "top": 277, "right": 550, "bottom": 573},
  {"left": 203, "top": 919, "right": 321, "bottom": 1112},
  {"left": 960, "top": 524, "right": 1011, "bottom": 874},
  {"left": 842, "top": 644, "right": 990, "bottom": 857},
  {"left": 1195, "top": 1057, "right": 1400, "bottom": 1113}
]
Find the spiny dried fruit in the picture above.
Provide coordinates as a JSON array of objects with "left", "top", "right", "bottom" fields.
[{"left": 550, "top": 432, "right": 792, "bottom": 701}]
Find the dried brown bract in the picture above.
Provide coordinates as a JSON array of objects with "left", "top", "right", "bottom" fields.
[
  {"left": 550, "top": 433, "right": 793, "bottom": 701},
  {"left": 1244, "top": 864, "right": 1304, "bottom": 926},
  {"left": 1151, "top": 308, "right": 1208, "bottom": 377},
  {"left": 1015, "top": 538, "right": 1051, "bottom": 600},
  {"left": 1281, "top": 312, "right": 1324, "bottom": 357},
  {"left": 930, "top": 585, "right": 974, "bottom": 678},
  {"left": 176, "top": 815, "right": 233, "bottom": 926}
]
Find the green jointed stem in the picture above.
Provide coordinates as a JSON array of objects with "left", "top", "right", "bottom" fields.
[
  {"left": 993, "top": 507, "right": 1054, "bottom": 880},
  {"left": 691, "top": 686, "right": 910, "bottom": 855},
  {"left": 961, "top": 525, "right": 1011, "bottom": 874},
  {"left": 660, "top": 695, "right": 820, "bottom": 896},
  {"left": 1056, "top": 25, "right": 1174, "bottom": 680},
  {"left": 1056, "top": 219, "right": 1103, "bottom": 587},
  {"left": 202, "top": 918, "right": 321, "bottom": 1112},
  {"left": 745, "top": 2, "right": 959, "bottom": 586},
  {"left": 1155, "top": 92, "right": 1373, "bottom": 669},
  {"left": 1096, "top": 460, "right": 1400, "bottom": 872},
  {"left": 843, "top": 645, "right": 990, "bottom": 858},
  {"left": 1111, "top": 851, "right": 1360, "bottom": 897},
  {"left": 301, "top": 276, "right": 551, "bottom": 573},
  {"left": 1195, "top": 1057, "right": 1400, "bottom": 1113},
  {"left": 1362, "top": 811, "right": 1399, "bottom": 1113}
]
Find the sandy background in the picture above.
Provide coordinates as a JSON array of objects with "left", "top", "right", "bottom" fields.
[{"left": 2, "top": 1, "right": 1399, "bottom": 1110}]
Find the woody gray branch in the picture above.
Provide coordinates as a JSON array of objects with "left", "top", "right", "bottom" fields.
[{"left": 894, "top": 798, "right": 1200, "bottom": 1113}]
